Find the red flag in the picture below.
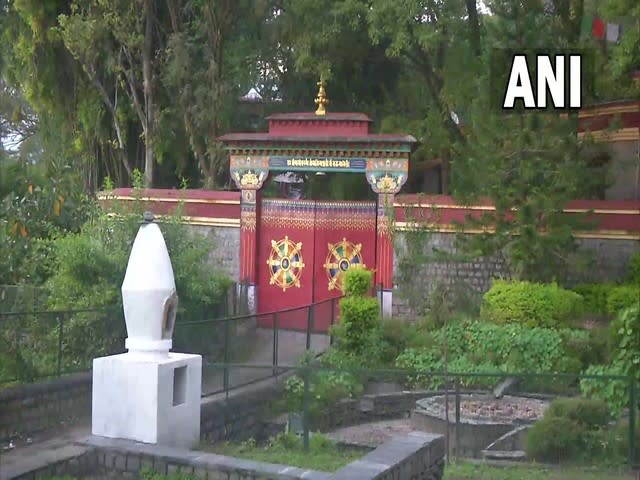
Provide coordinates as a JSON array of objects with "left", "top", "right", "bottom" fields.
[{"left": 592, "top": 16, "right": 605, "bottom": 39}]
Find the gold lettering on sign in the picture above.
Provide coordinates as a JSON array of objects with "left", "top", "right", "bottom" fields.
[{"left": 285, "top": 158, "right": 350, "bottom": 169}]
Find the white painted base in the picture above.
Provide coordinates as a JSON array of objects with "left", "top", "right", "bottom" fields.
[
  {"left": 247, "top": 284, "right": 257, "bottom": 314},
  {"left": 91, "top": 352, "right": 202, "bottom": 448},
  {"left": 381, "top": 290, "right": 393, "bottom": 318}
]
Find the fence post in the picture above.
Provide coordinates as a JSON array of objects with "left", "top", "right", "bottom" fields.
[
  {"left": 272, "top": 312, "right": 278, "bottom": 377},
  {"left": 455, "top": 380, "right": 461, "bottom": 462},
  {"left": 302, "top": 366, "right": 310, "bottom": 452},
  {"left": 306, "top": 305, "right": 313, "bottom": 351},
  {"left": 57, "top": 314, "right": 64, "bottom": 377},
  {"left": 223, "top": 319, "right": 230, "bottom": 398},
  {"left": 630, "top": 377, "right": 637, "bottom": 468}
]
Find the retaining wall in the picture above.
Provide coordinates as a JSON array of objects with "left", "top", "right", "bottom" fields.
[{"left": 9, "top": 432, "right": 444, "bottom": 480}]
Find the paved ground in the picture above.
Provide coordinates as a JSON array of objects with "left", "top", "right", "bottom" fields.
[
  {"left": 0, "top": 328, "right": 329, "bottom": 480},
  {"left": 202, "top": 329, "right": 329, "bottom": 395}
]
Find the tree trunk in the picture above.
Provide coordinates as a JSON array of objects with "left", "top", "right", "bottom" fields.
[{"left": 142, "top": 0, "right": 154, "bottom": 188}]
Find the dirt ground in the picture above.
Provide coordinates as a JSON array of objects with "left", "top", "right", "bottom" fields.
[{"left": 325, "top": 418, "right": 414, "bottom": 448}]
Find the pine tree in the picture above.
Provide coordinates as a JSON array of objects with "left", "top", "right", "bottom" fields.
[{"left": 452, "top": 0, "right": 606, "bottom": 282}]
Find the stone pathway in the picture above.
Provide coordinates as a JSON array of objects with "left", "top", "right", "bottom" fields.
[
  {"left": 325, "top": 419, "right": 414, "bottom": 449},
  {"left": 202, "top": 329, "right": 329, "bottom": 395},
  {"left": 0, "top": 328, "right": 329, "bottom": 480}
]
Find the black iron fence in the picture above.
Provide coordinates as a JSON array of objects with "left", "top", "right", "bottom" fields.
[
  {"left": 204, "top": 363, "right": 640, "bottom": 470},
  {"left": 177, "top": 296, "right": 341, "bottom": 396},
  {"left": 0, "top": 295, "right": 346, "bottom": 393}
]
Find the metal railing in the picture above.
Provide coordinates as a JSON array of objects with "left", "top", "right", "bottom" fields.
[
  {"left": 177, "top": 295, "right": 342, "bottom": 396},
  {"left": 0, "top": 294, "right": 347, "bottom": 394}
]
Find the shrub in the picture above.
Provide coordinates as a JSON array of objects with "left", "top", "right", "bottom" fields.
[
  {"left": 332, "top": 296, "right": 380, "bottom": 355},
  {"left": 572, "top": 283, "right": 615, "bottom": 315},
  {"left": 545, "top": 397, "right": 611, "bottom": 428},
  {"left": 38, "top": 201, "right": 231, "bottom": 371},
  {"left": 607, "top": 285, "right": 639, "bottom": 314},
  {"left": 284, "top": 370, "right": 363, "bottom": 416},
  {"left": 331, "top": 268, "right": 380, "bottom": 356},
  {"left": 395, "top": 320, "right": 567, "bottom": 389},
  {"left": 580, "top": 308, "right": 640, "bottom": 416},
  {"left": 481, "top": 280, "right": 584, "bottom": 328},
  {"left": 558, "top": 328, "right": 610, "bottom": 372},
  {"left": 342, "top": 268, "right": 373, "bottom": 296},
  {"left": 525, "top": 416, "right": 583, "bottom": 463},
  {"left": 525, "top": 397, "right": 611, "bottom": 463}
]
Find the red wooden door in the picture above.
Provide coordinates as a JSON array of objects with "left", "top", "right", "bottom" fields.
[
  {"left": 257, "top": 199, "right": 376, "bottom": 331},
  {"left": 311, "top": 202, "right": 377, "bottom": 331},
  {"left": 257, "top": 199, "right": 315, "bottom": 330}
]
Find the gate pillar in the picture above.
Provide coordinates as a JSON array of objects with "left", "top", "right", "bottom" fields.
[
  {"left": 366, "top": 160, "right": 409, "bottom": 318},
  {"left": 231, "top": 162, "right": 269, "bottom": 314}
]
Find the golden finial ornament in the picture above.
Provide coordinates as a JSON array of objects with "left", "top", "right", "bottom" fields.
[{"left": 314, "top": 79, "right": 328, "bottom": 116}]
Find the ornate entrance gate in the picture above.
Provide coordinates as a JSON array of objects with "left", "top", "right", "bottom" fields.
[
  {"left": 218, "top": 81, "right": 416, "bottom": 327},
  {"left": 258, "top": 200, "right": 376, "bottom": 330}
]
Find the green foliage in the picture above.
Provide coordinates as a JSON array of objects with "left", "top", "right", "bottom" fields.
[
  {"left": 606, "top": 286, "right": 639, "bottom": 314},
  {"left": 545, "top": 397, "right": 611, "bottom": 429},
  {"left": 525, "top": 416, "right": 584, "bottom": 463},
  {"left": 284, "top": 370, "right": 363, "bottom": 416},
  {"left": 33, "top": 198, "right": 231, "bottom": 369},
  {"left": 481, "top": 280, "right": 584, "bottom": 328},
  {"left": 330, "top": 268, "right": 380, "bottom": 357},
  {"left": 525, "top": 397, "right": 615, "bottom": 465},
  {"left": 581, "top": 307, "right": 640, "bottom": 416},
  {"left": 630, "top": 252, "right": 640, "bottom": 284},
  {"left": 342, "top": 268, "right": 373, "bottom": 296},
  {"left": 572, "top": 284, "right": 616, "bottom": 315},
  {"left": 395, "top": 320, "right": 567, "bottom": 389},
  {"left": 561, "top": 326, "right": 612, "bottom": 370},
  {"left": 331, "top": 296, "right": 380, "bottom": 356},
  {"left": 205, "top": 431, "right": 362, "bottom": 472}
]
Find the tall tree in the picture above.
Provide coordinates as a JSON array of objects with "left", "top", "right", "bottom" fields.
[{"left": 453, "top": 0, "right": 606, "bottom": 282}]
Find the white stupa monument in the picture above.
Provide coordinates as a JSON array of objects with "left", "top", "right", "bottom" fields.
[{"left": 91, "top": 212, "right": 202, "bottom": 448}]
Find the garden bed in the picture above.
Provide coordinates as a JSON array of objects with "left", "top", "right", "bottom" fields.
[{"left": 200, "top": 432, "right": 365, "bottom": 472}]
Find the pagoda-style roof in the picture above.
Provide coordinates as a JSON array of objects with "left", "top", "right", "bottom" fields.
[{"left": 218, "top": 110, "right": 416, "bottom": 156}]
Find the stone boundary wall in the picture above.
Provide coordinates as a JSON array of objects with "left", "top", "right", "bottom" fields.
[
  {"left": 0, "top": 372, "right": 288, "bottom": 446},
  {"left": 186, "top": 225, "right": 240, "bottom": 282},
  {"left": 0, "top": 374, "right": 443, "bottom": 447},
  {"left": 9, "top": 432, "right": 445, "bottom": 480},
  {"left": 392, "top": 231, "right": 639, "bottom": 319},
  {"left": 0, "top": 373, "right": 92, "bottom": 444}
]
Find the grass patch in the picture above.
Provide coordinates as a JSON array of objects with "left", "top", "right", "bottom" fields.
[
  {"left": 445, "top": 461, "right": 634, "bottom": 480},
  {"left": 201, "top": 432, "right": 364, "bottom": 472}
]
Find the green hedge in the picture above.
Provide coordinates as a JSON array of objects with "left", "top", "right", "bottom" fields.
[
  {"left": 395, "top": 320, "right": 568, "bottom": 390},
  {"left": 607, "top": 285, "right": 639, "bottom": 314},
  {"left": 525, "top": 397, "right": 618, "bottom": 464},
  {"left": 572, "top": 283, "right": 615, "bottom": 315},
  {"left": 481, "top": 280, "right": 584, "bottom": 328}
]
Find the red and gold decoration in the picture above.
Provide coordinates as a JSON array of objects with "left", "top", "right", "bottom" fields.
[
  {"left": 266, "top": 236, "right": 305, "bottom": 292},
  {"left": 323, "top": 238, "right": 365, "bottom": 291},
  {"left": 218, "top": 78, "right": 417, "bottom": 325}
]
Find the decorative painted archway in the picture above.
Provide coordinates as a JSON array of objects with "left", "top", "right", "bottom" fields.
[{"left": 218, "top": 81, "right": 416, "bottom": 323}]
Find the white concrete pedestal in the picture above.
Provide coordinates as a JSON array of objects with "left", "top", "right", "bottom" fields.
[
  {"left": 381, "top": 290, "right": 393, "bottom": 318},
  {"left": 91, "top": 352, "right": 202, "bottom": 448}
]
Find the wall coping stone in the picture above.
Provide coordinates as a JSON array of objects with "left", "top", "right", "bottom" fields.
[
  {"left": 0, "top": 372, "right": 91, "bottom": 403},
  {"left": 81, "top": 435, "right": 332, "bottom": 480},
  {"left": 329, "top": 431, "right": 444, "bottom": 480}
]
